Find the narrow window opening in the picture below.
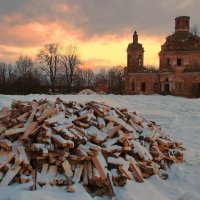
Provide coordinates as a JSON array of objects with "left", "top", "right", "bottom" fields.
[
  {"left": 141, "top": 82, "right": 146, "bottom": 92},
  {"left": 166, "top": 58, "right": 170, "bottom": 66},
  {"left": 177, "top": 58, "right": 182, "bottom": 66},
  {"left": 132, "top": 82, "right": 135, "bottom": 91}
]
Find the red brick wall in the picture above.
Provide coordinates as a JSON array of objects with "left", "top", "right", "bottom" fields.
[
  {"left": 125, "top": 73, "right": 159, "bottom": 95},
  {"left": 159, "top": 51, "right": 200, "bottom": 70}
]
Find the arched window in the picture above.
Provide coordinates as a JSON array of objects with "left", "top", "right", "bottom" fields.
[{"left": 138, "top": 55, "right": 142, "bottom": 67}]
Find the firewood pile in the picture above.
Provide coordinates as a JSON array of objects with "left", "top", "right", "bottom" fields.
[{"left": 0, "top": 98, "right": 185, "bottom": 196}]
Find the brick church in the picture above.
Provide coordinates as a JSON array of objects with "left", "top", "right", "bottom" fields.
[{"left": 124, "top": 16, "right": 200, "bottom": 98}]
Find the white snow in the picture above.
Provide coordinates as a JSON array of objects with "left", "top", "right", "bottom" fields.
[{"left": 0, "top": 94, "right": 200, "bottom": 200}]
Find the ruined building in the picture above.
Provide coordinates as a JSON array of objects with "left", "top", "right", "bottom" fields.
[{"left": 124, "top": 16, "right": 200, "bottom": 97}]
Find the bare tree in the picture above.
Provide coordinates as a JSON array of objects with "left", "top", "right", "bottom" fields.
[
  {"left": 37, "top": 43, "right": 61, "bottom": 93},
  {"left": 15, "top": 56, "right": 33, "bottom": 77},
  {"left": 107, "top": 66, "right": 124, "bottom": 94},
  {"left": 60, "top": 45, "right": 80, "bottom": 93},
  {"left": 82, "top": 67, "right": 95, "bottom": 88},
  {"left": 0, "top": 63, "right": 6, "bottom": 87}
]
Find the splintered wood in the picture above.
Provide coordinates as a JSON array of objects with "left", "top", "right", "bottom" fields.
[{"left": 0, "top": 99, "right": 185, "bottom": 196}]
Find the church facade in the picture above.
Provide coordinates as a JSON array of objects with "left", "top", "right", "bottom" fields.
[{"left": 124, "top": 16, "right": 200, "bottom": 98}]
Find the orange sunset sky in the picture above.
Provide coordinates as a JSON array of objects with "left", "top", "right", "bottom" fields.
[{"left": 0, "top": 0, "right": 199, "bottom": 71}]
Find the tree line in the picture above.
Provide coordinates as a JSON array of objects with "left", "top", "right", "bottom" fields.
[{"left": 0, "top": 43, "right": 125, "bottom": 95}]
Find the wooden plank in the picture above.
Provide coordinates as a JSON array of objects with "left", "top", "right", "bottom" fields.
[
  {"left": 51, "top": 134, "right": 74, "bottom": 148},
  {"left": 150, "top": 161, "right": 162, "bottom": 178},
  {"left": 26, "top": 109, "right": 37, "bottom": 124},
  {"left": 87, "top": 160, "right": 93, "bottom": 182},
  {"left": 87, "top": 103, "right": 105, "bottom": 117},
  {"left": 0, "top": 107, "right": 9, "bottom": 119},
  {"left": 0, "top": 123, "right": 6, "bottom": 135},
  {"left": 118, "top": 165, "right": 133, "bottom": 180},
  {"left": 103, "top": 121, "right": 115, "bottom": 132},
  {"left": 73, "top": 114, "right": 89, "bottom": 122},
  {"left": 62, "top": 160, "right": 73, "bottom": 178},
  {"left": 37, "top": 108, "right": 57, "bottom": 123},
  {"left": 54, "top": 123, "right": 73, "bottom": 133},
  {"left": 107, "top": 172, "right": 115, "bottom": 196},
  {"left": 104, "top": 115, "right": 135, "bottom": 132},
  {"left": 107, "top": 157, "right": 129, "bottom": 166},
  {"left": 0, "top": 139, "right": 12, "bottom": 151},
  {"left": 21, "top": 122, "right": 39, "bottom": 140},
  {"left": 128, "top": 119, "right": 143, "bottom": 133},
  {"left": 0, "top": 165, "right": 21, "bottom": 186},
  {"left": 130, "top": 114, "right": 143, "bottom": 124},
  {"left": 74, "top": 121, "right": 90, "bottom": 128},
  {"left": 0, "top": 151, "right": 14, "bottom": 170},
  {"left": 125, "top": 155, "right": 144, "bottom": 182},
  {"left": 72, "top": 164, "right": 84, "bottom": 183},
  {"left": 97, "top": 117, "right": 106, "bottom": 129},
  {"left": 10, "top": 123, "right": 24, "bottom": 129},
  {"left": 102, "top": 137, "right": 119, "bottom": 148},
  {"left": 5, "top": 127, "right": 26, "bottom": 137},
  {"left": 14, "top": 146, "right": 23, "bottom": 166},
  {"left": 86, "top": 141, "right": 101, "bottom": 152},
  {"left": 92, "top": 153, "right": 107, "bottom": 180},
  {"left": 31, "top": 170, "right": 36, "bottom": 191},
  {"left": 93, "top": 165, "right": 100, "bottom": 181},
  {"left": 44, "top": 113, "right": 65, "bottom": 125},
  {"left": 104, "top": 145, "right": 122, "bottom": 153},
  {"left": 19, "top": 146, "right": 30, "bottom": 166},
  {"left": 83, "top": 161, "right": 88, "bottom": 185},
  {"left": 17, "top": 112, "right": 29, "bottom": 122},
  {"left": 107, "top": 125, "right": 123, "bottom": 138}
]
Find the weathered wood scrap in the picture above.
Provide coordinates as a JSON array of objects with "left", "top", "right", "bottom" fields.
[
  {"left": 51, "top": 134, "right": 74, "bottom": 148},
  {"left": 37, "top": 108, "right": 57, "bottom": 123},
  {"left": 72, "top": 164, "right": 84, "bottom": 183},
  {"left": 92, "top": 152, "right": 107, "bottom": 180},
  {"left": 150, "top": 161, "right": 162, "bottom": 178},
  {"left": 5, "top": 127, "right": 26, "bottom": 137},
  {"left": 0, "top": 123, "right": 7, "bottom": 135},
  {"left": 125, "top": 155, "right": 144, "bottom": 182},
  {"left": 0, "top": 107, "right": 9, "bottom": 119},
  {"left": 17, "top": 112, "right": 29, "bottom": 122},
  {"left": 21, "top": 121, "right": 39, "bottom": 140},
  {"left": 62, "top": 160, "right": 73, "bottom": 178},
  {"left": 0, "top": 139, "right": 12, "bottom": 151},
  {"left": 118, "top": 165, "right": 134, "bottom": 180},
  {"left": 107, "top": 172, "right": 115, "bottom": 196},
  {"left": 0, "top": 151, "right": 14, "bottom": 170},
  {"left": 0, "top": 165, "right": 21, "bottom": 186},
  {"left": 107, "top": 125, "right": 123, "bottom": 138},
  {"left": 83, "top": 161, "right": 88, "bottom": 185},
  {"left": 44, "top": 113, "right": 65, "bottom": 125}
]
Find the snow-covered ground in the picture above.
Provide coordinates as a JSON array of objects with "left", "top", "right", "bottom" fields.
[{"left": 0, "top": 94, "right": 200, "bottom": 200}]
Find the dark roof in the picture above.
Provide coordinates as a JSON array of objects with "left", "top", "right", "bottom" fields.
[
  {"left": 160, "top": 31, "right": 200, "bottom": 52},
  {"left": 175, "top": 16, "right": 190, "bottom": 20},
  {"left": 127, "top": 42, "right": 144, "bottom": 51}
]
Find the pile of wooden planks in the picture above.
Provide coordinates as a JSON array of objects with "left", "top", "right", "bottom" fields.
[{"left": 0, "top": 98, "right": 185, "bottom": 196}]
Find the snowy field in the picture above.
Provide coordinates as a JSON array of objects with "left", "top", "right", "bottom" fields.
[{"left": 0, "top": 94, "right": 200, "bottom": 200}]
